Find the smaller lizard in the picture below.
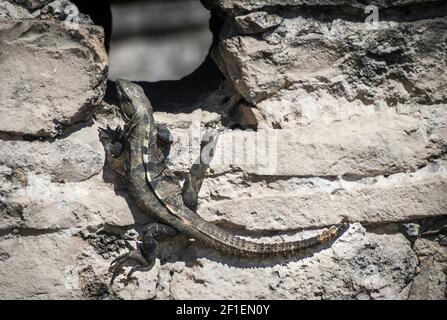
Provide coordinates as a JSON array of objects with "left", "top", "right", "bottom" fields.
[{"left": 101, "top": 79, "right": 349, "bottom": 282}]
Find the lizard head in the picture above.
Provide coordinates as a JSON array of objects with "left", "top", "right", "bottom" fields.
[{"left": 115, "top": 78, "right": 152, "bottom": 121}]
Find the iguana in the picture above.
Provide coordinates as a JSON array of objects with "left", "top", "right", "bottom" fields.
[{"left": 101, "top": 78, "right": 349, "bottom": 282}]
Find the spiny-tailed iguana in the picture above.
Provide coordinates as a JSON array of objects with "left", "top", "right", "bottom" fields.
[{"left": 101, "top": 78, "right": 349, "bottom": 282}]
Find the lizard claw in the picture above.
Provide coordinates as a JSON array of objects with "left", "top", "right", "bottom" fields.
[
  {"left": 108, "top": 242, "right": 155, "bottom": 284},
  {"left": 99, "top": 125, "right": 127, "bottom": 158},
  {"left": 108, "top": 224, "right": 176, "bottom": 284},
  {"left": 99, "top": 124, "right": 116, "bottom": 134}
]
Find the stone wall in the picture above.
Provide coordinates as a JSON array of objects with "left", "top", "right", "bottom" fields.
[{"left": 0, "top": 0, "right": 445, "bottom": 299}]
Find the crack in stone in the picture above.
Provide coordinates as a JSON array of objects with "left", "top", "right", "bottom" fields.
[
  {"left": 0, "top": 227, "right": 65, "bottom": 238},
  {"left": 205, "top": 159, "right": 446, "bottom": 187}
]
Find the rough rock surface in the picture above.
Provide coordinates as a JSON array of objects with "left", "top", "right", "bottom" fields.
[
  {"left": 234, "top": 11, "right": 283, "bottom": 34},
  {"left": 0, "top": 0, "right": 446, "bottom": 299},
  {"left": 9, "top": 0, "right": 53, "bottom": 11},
  {"left": 0, "top": 124, "right": 105, "bottom": 183},
  {"left": 204, "top": 0, "right": 445, "bottom": 13},
  {"left": 212, "top": 9, "right": 447, "bottom": 106},
  {"left": 0, "top": 0, "right": 107, "bottom": 138}
]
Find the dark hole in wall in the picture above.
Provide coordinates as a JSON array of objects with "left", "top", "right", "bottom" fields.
[
  {"left": 71, "top": 0, "right": 112, "bottom": 52},
  {"left": 71, "top": 0, "right": 226, "bottom": 113},
  {"left": 108, "top": 1, "right": 213, "bottom": 82}
]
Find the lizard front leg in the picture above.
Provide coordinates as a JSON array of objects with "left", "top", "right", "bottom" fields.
[
  {"left": 99, "top": 125, "right": 128, "bottom": 158},
  {"left": 109, "top": 223, "right": 178, "bottom": 284}
]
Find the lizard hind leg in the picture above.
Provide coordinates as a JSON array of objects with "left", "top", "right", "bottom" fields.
[
  {"left": 108, "top": 223, "right": 178, "bottom": 284},
  {"left": 182, "top": 128, "right": 220, "bottom": 211},
  {"left": 156, "top": 123, "right": 174, "bottom": 160}
]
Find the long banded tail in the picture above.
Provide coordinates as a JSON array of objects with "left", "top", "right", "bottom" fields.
[{"left": 191, "top": 216, "right": 350, "bottom": 258}]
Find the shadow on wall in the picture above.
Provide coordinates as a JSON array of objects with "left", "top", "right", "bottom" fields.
[{"left": 72, "top": 0, "right": 225, "bottom": 112}]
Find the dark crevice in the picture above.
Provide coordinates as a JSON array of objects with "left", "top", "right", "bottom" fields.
[
  {"left": 63, "top": 2, "right": 252, "bottom": 128},
  {"left": 0, "top": 227, "right": 65, "bottom": 238},
  {"left": 0, "top": 132, "right": 33, "bottom": 142},
  {"left": 104, "top": 8, "right": 227, "bottom": 114},
  {"left": 204, "top": 168, "right": 340, "bottom": 182},
  {"left": 364, "top": 215, "right": 447, "bottom": 238},
  {"left": 204, "top": 159, "right": 443, "bottom": 183},
  {"left": 71, "top": 0, "right": 112, "bottom": 52},
  {"left": 0, "top": 118, "right": 96, "bottom": 143}
]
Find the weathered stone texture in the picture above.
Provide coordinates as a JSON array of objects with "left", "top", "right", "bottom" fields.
[
  {"left": 0, "top": 0, "right": 445, "bottom": 300},
  {"left": 8, "top": 0, "right": 53, "bottom": 11},
  {"left": 198, "top": 164, "right": 447, "bottom": 231},
  {"left": 0, "top": 124, "right": 105, "bottom": 183},
  {"left": 0, "top": 234, "right": 87, "bottom": 299},
  {"left": 0, "top": 1, "right": 107, "bottom": 137},
  {"left": 166, "top": 111, "right": 443, "bottom": 178},
  {"left": 234, "top": 11, "right": 283, "bottom": 34},
  {"left": 213, "top": 17, "right": 447, "bottom": 107},
  {"left": 0, "top": 173, "right": 142, "bottom": 233},
  {"left": 204, "top": 0, "right": 444, "bottom": 13}
]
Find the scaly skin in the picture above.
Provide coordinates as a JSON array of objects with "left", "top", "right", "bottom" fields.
[{"left": 110, "top": 78, "right": 349, "bottom": 263}]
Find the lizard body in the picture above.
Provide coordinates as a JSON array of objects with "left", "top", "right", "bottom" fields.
[{"left": 105, "top": 79, "right": 349, "bottom": 280}]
